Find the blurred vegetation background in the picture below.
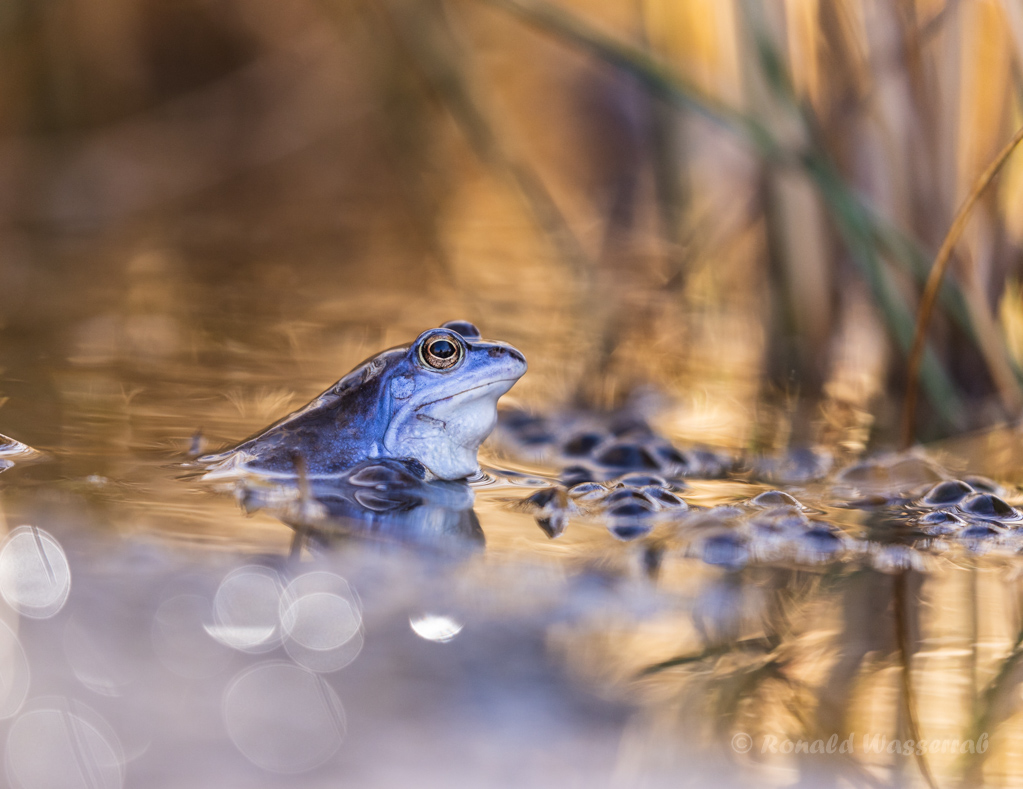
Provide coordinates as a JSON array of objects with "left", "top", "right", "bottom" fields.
[{"left": 2, "top": 0, "right": 1023, "bottom": 460}]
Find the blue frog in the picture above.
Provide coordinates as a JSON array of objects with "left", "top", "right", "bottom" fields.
[{"left": 200, "top": 320, "right": 527, "bottom": 481}]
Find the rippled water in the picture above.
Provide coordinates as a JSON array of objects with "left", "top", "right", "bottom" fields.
[{"left": 2, "top": 241, "right": 1023, "bottom": 788}]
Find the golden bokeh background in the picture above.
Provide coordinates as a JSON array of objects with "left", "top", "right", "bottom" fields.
[{"left": 4, "top": 0, "right": 1023, "bottom": 459}]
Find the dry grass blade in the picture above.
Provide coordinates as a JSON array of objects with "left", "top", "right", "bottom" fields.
[{"left": 900, "top": 122, "right": 1023, "bottom": 448}]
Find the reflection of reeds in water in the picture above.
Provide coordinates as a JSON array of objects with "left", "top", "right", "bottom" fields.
[
  {"left": 4, "top": 1, "right": 1023, "bottom": 447},
  {"left": 546, "top": 559, "right": 1023, "bottom": 787}
]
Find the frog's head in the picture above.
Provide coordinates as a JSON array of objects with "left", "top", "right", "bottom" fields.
[{"left": 382, "top": 320, "right": 527, "bottom": 480}]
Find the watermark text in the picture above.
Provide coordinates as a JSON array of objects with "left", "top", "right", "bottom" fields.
[{"left": 731, "top": 732, "right": 988, "bottom": 756}]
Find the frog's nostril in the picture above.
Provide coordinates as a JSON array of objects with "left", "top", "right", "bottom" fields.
[{"left": 489, "top": 346, "right": 526, "bottom": 365}]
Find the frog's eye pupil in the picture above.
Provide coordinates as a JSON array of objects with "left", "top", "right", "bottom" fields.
[
  {"left": 420, "top": 334, "right": 463, "bottom": 370},
  {"left": 431, "top": 340, "right": 455, "bottom": 359}
]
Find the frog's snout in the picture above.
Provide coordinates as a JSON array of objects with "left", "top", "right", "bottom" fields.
[{"left": 486, "top": 343, "right": 528, "bottom": 381}]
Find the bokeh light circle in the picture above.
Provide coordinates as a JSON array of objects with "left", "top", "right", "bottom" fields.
[
  {"left": 0, "top": 526, "right": 71, "bottom": 619},
  {"left": 206, "top": 565, "right": 284, "bottom": 653},
  {"left": 0, "top": 620, "right": 29, "bottom": 719},
  {"left": 222, "top": 662, "right": 345, "bottom": 774},
  {"left": 6, "top": 701, "right": 124, "bottom": 789},
  {"left": 279, "top": 572, "right": 363, "bottom": 673}
]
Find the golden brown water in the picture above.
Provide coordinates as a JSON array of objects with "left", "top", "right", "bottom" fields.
[{"left": 0, "top": 230, "right": 1021, "bottom": 789}]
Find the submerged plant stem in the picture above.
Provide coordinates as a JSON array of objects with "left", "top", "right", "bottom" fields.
[
  {"left": 635, "top": 635, "right": 778, "bottom": 679},
  {"left": 893, "top": 571, "right": 939, "bottom": 789}
]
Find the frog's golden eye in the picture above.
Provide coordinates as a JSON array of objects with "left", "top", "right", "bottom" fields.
[{"left": 419, "top": 333, "right": 463, "bottom": 370}]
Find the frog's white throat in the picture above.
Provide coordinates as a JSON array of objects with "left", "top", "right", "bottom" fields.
[{"left": 382, "top": 379, "right": 514, "bottom": 480}]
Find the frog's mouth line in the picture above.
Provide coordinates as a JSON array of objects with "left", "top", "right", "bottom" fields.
[{"left": 415, "top": 378, "right": 520, "bottom": 409}]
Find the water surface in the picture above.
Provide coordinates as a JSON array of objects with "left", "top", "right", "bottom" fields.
[{"left": 0, "top": 234, "right": 1022, "bottom": 789}]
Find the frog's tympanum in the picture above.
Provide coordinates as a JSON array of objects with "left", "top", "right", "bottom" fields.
[{"left": 200, "top": 321, "right": 527, "bottom": 481}]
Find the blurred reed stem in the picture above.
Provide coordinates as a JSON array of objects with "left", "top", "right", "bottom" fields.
[
  {"left": 486, "top": 0, "right": 785, "bottom": 161},
  {"left": 351, "top": 0, "right": 594, "bottom": 280},
  {"left": 488, "top": 0, "right": 976, "bottom": 430},
  {"left": 901, "top": 122, "right": 1023, "bottom": 447},
  {"left": 806, "top": 151, "right": 964, "bottom": 426}
]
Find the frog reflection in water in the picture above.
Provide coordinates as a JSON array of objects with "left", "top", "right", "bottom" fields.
[
  {"left": 201, "top": 320, "right": 527, "bottom": 482},
  {"left": 237, "top": 457, "right": 488, "bottom": 554},
  {"left": 0, "top": 433, "right": 40, "bottom": 474}
]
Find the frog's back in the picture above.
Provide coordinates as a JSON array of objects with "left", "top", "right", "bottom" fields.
[{"left": 201, "top": 351, "right": 399, "bottom": 477}]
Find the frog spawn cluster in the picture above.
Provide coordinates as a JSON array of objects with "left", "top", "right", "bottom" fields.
[
  {"left": 503, "top": 411, "right": 1023, "bottom": 569},
  {"left": 496, "top": 409, "right": 734, "bottom": 485},
  {"left": 518, "top": 472, "right": 690, "bottom": 540},
  {"left": 502, "top": 409, "right": 854, "bottom": 565},
  {"left": 519, "top": 476, "right": 1023, "bottom": 572},
  {"left": 517, "top": 481, "right": 855, "bottom": 569},
  {"left": 688, "top": 493, "right": 851, "bottom": 569},
  {"left": 905, "top": 479, "right": 1023, "bottom": 542}
]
